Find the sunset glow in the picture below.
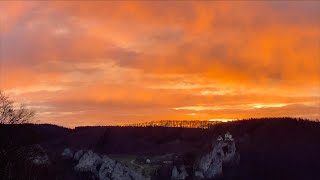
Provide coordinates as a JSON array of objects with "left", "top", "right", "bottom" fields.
[{"left": 0, "top": 1, "right": 319, "bottom": 127}]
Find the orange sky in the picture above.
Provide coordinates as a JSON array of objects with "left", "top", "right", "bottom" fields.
[{"left": 0, "top": 1, "right": 319, "bottom": 127}]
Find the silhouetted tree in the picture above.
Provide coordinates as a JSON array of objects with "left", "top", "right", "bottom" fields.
[
  {"left": 0, "top": 90, "right": 35, "bottom": 124},
  {"left": 95, "top": 128, "right": 112, "bottom": 152}
]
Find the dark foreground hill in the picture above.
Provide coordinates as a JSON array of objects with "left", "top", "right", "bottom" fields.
[{"left": 1, "top": 117, "right": 320, "bottom": 180}]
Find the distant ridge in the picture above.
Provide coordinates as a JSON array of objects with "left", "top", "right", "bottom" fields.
[
  {"left": 121, "top": 117, "right": 316, "bottom": 129},
  {"left": 122, "top": 120, "right": 229, "bottom": 129}
]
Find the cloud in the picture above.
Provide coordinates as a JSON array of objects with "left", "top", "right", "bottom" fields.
[{"left": 0, "top": 1, "right": 319, "bottom": 127}]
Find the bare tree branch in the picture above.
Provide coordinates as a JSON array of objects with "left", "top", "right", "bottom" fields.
[{"left": 0, "top": 91, "right": 35, "bottom": 124}]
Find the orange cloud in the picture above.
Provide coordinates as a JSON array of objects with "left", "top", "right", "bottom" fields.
[{"left": 0, "top": 1, "right": 319, "bottom": 127}]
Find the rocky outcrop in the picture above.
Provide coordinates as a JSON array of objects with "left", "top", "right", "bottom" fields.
[
  {"left": 63, "top": 149, "right": 144, "bottom": 180},
  {"left": 32, "top": 153, "right": 50, "bottom": 166},
  {"left": 171, "top": 165, "right": 189, "bottom": 180},
  {"left": 172, "top": 166, "right": 179, "bottom": 180},
  {"left": 74, "top": 149, "right": 84, "bottom": 161},
  {"left": 193, "top": 132, "right": 239, "bottom": 179},
  {"left": 74, "top": 150, "right": 102, "bottom": 176},
  {"left": 63, "top": 132, "right": 238, "bottom": 180},
  {"left": 99, "top": 155, "right": 116, "bottom": 179},
  {"left": 61, "top": 148, "right": 73, "bottom": 159}
]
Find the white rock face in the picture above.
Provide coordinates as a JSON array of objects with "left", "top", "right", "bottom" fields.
[
  {"left": 62, "top": 148, "right": 73, "bottom": 159},
  {"left": 179, "top": 165, "right": 189, "bottom": 180},
  {"left": 100, "top": 156, "right": 144, "bottom": 180},
  {"left": 74, "top": 150, "right": 102, "bottom": 176},
  {"left": 171, "top": 165, "right": 189, "bottom": 180},
  {"left": 111, "top": 163, "right": 131, "bottom": 180},
  {"left": 74, "top": 150, "right": 84, "bottom": 161},
  {"left": 193, "top": 132, "right": 239, "bottom": 179},
  {"left": 67, "top": 149, "right": 144, "bottom": 180},
  {"left": 172, "top": 166, "right": 179, "bottom": 180},
  {"left": 194, "top": 171, "right": 204, "bottom": 179},
  {"left": 146, "top": 159, "right": 151, "bottom": 164},
  {"left": 99, "top": 156, "right": 116, "bottom": 180},
  {"left": 32, "top": 153, "right": 50, "bottom": 166}
]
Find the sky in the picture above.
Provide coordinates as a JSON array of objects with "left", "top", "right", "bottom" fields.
[{"left": 0, "top": 1, "right": 319, "bottom": 127}]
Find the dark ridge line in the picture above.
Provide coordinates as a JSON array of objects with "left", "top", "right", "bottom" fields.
[{"left": 4, "top": 117, "right": 317, "bottom": 129}]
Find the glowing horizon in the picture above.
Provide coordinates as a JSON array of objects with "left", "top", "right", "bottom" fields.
[{"left": 0, "top": 1, "right": 319, "bottom": 127}]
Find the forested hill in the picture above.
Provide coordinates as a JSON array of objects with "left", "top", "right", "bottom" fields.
[
  {"left": 122, "top": 120, "right": 222, "bottom": 128},
  {"left": 121, "top": 117, "right": 314, "bottom": 128}
]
